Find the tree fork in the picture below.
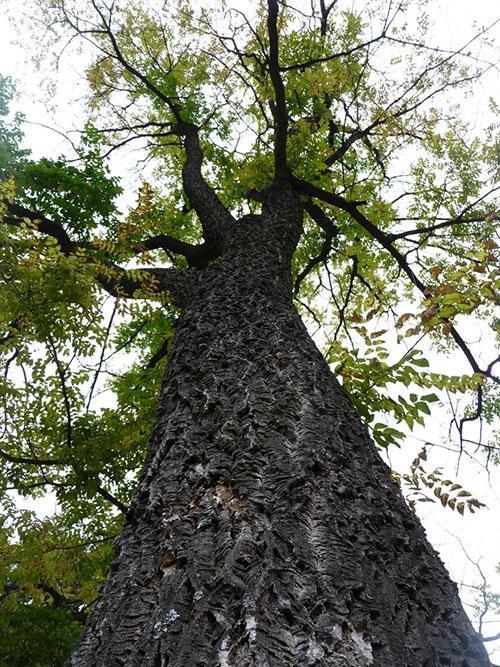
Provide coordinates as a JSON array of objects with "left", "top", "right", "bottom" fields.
[{"left": 69, "top": 197, "right": 490, "bottom": 666}]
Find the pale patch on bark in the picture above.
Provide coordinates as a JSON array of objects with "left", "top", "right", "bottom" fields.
[
  {"left": 350, "top": 629, "right": 373, "bottom": 664},
  {"left": 194, "top": 463, "right": 208, "bottom": 476},
  {"left": 152, "top": 609, "right": 179, "bottom": 639},
  {"left": 245, "top": 612, "right": 257, "bottom": 642},
  {"left": 218, "top": 637, "right": 231, "bottom": 667},
  {"left": 307, "top": 638, "right": 325, "bottom": 662}
]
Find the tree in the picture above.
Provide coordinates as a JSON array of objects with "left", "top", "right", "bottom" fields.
[{"left": 0, "top": 0, "right": 499, "bottom": 664}]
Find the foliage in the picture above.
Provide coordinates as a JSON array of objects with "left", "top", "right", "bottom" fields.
[
  {"left": 391, "top": 446, "right": 486, "bottom": 514},
  {"left": 0, "top": 1, "right": 499, "bottom": 663}
]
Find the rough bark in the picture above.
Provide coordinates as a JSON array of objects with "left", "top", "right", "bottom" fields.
[{"left": 69, "top": 185, "right": 490, "bottom": 666}]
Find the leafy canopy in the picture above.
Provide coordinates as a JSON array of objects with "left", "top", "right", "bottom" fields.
[{"left": 0, "top": 0, "right": 499, "bottom": 663}]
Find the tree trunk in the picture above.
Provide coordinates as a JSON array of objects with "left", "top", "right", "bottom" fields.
[{"left": 69, "top": 188, "right": 490, "bottom": 666}]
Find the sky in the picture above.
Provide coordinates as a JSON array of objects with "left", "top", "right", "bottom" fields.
[{"left": 1, "top": 0, "right": 499, "bottom": 659}]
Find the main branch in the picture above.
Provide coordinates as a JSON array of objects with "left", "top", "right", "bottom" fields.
[
  {"left": 175, "top": 122, "right": 235, "bottom": 251},
  {"left": 291, "top": 176, "right": 499, "bottom": 384},
  {"left": 2, "top": 202, "right": 189, "bottom": 303}
]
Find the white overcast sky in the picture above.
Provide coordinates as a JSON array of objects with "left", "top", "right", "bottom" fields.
[{"left": 1, "top": 0, "right": 499, "bottom": 660}]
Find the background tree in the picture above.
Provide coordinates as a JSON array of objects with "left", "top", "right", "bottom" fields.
[{"left": 0, "top": 0, "right": 499, "bottom": 664}]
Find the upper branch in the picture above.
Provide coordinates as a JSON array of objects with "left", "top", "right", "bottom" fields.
[
  {"left": 321, "top": 23, "right": 496, "bottom": 171},
  {"left": 96, "top": 265, "right": 187, "bottom": 303},
  {"left": 139, "top": 233, "right": 218, "bottom": 269},
  {"left": 69, "top": 3, "right": 234, "bottom": 253},
  {"left": 280, "top": 34, "right": 384, "bottom": 72},
  {"left": 89, "top": 0, "right": 182, "bottom": 121},
  {"left": 0, "top": 448, "right": 63, "bottom": 466},
  {"left": 6, "top": 203, "right": 75, "bottom": 254},
  {"left": 294, "top": 200, "right": 339, "bottom": 294},
  {"left": 388, "top": 187, "right": 500, "bottom": 240},
  {"left": 389, "top": 215, "right": 500, "bottom": 240},
  {"left": 325, "top": 122, "right": 378, "bottom": 168},
  {"left": 319, "top": 1, "right": 339, "bottom": 37},
  {"left": 267, "top": 0, "right": 289, "bottom": 178}
]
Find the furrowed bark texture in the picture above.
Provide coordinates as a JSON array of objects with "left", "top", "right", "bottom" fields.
[{"left": 69, "top": 187, "right": 490, "bottom": 666}]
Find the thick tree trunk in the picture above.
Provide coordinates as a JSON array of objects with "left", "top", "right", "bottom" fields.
[{"left": 69, "top": 191, "right": 490, "bottom": 666}]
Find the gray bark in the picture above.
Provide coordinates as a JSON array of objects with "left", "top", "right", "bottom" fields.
[{"left": 69, "top": 185, "right": 490, "bottom": 666}]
